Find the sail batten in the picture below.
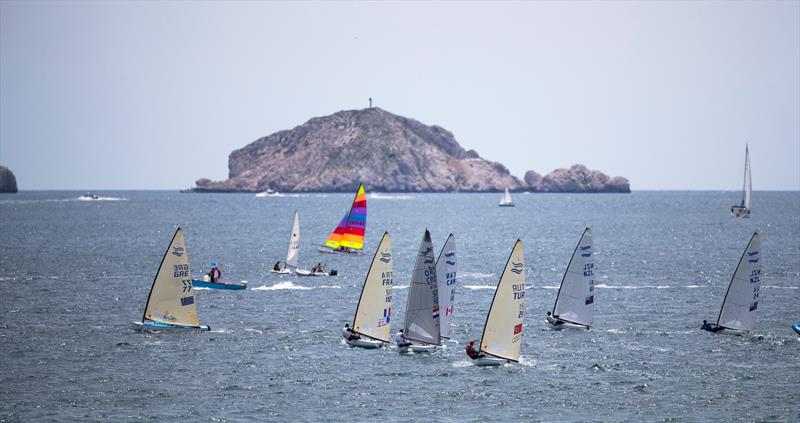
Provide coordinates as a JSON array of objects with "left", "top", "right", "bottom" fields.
[
  {"left": 552, "top": 228, "right": 594, "bottom": 327},
  {"left": 352, "top": 232, "right": 393, "bottom": 342},
  {"left": 143, "top": 227, "right": 201, "bottom": 327},
  {"left": 403, "top": 229, "right": 440, "bottom": 346},
  {"left": 716, "top": 232, "right": 762, "bottom": 332},
  {"left": 436, "top": 234, "right": 457, "bottom": 339},
  {"left": 325, "top": 184, "right": 367, "bottom": 250},
  {"left": 480, "top": 240, "right": 525, "bottom": 362}
]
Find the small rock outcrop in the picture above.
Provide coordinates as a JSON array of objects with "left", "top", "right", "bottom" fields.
[
  {"left": 194, "top": 108, "right": 526, "bottom": 192},
  {"left": 526, "top": 164, "right": 630, "bottom": 193},
  {"left": 0, "top": 166, "right": 18, "bottom": 193}
]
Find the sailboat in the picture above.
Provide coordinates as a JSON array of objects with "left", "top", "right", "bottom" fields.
[
  {"left": 133, "top": 227, "right": 211, "bottom": 332},
  {"left": 730, "top": 144, "right": 752, "bottom": 218},
  {"left": 703, "top": 232, "right": 762, "bottom": 335},
  {"left": 471, "top": 239, "right": 525, "bottom": 366},
  {"left": 399, "top": 229, "right": 440, "bottom": 353},
  {"left": 546, "top": 228, "right": 593, "bottom": 330},
  {"left": 437, "top": 234, "right": 457, "bottom": 340},
  {"left": 345, "top": 232, "right": 393, "bottom": 348},
  {"left": 499, "top": 188, "right": 515, "bottom": 207},
  {"left": 271, "top": 210, "right": 300, "bottom": 274},
  {"left": 319, "top": 184, "right": 367, "bottom": 254}
]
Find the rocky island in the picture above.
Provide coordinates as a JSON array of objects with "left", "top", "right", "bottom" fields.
[
  {"left": 0, "top": 166, "right": 18, "bottom": 193},
  {"left": 192, "top": 108, "right": 629, "bottom": 193}
]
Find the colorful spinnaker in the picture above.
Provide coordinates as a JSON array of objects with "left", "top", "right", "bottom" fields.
[{"left": 323, "top": 184, "right": 367, "bottom": 252}]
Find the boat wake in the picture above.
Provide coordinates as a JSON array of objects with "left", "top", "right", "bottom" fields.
[
  {"left": 463, "top": 284, "right": 496, "bottom": 290},
  {"left": 368, "top": 193, "right": 415, "bottom": 200},
  {"left": 461, "top": 271, "right": 495, "bottom": 280},
  {"left": 78, "top": 196, "right": 125, "bottom": 201},
  {"left": 253, "top": 282, "right": 313, "bottom": 291}
]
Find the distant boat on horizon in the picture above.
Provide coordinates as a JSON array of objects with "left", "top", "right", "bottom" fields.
[
  {"left": 499, "top": 188, "right": 515, "bottom": 207},
  {"left": 731, "top": 144, "right": 752, "bottom": 218}
]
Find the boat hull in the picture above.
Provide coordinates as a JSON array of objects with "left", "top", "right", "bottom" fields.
[
  {"left": 546, "top": 316, "right": 589, "bottom": 330},
  {"left": 730, "top": 206, "right": 750, "bottom": 218},
  {"left": 191, "top": 280, "right": 247, "bottom": 290},
  {"left": 346, "top": 338, "right": 384, "bottom": 349},
  {"left": 270, "top": 268, "right": 292, "bottom": 274},
  {"left": 132, "top": 320, "right": 211, "bottom": 333},
  {"left": 473, "top": 356, "right": 508, "bottom": 366},
  {"left": 792, "top": 323, "right": 800, "bottom": 335},
  {"left": 498, "top": 204, "right": 515, "bottom": 207},
  {"left": 398, "top": 343, "right": 437, "bottom": 353},
  {"left": 295, "top": 268, "right": 333, "bottom": 277},
  {"left": 318, "top": 246, "right": 364, "bottom": 255}
]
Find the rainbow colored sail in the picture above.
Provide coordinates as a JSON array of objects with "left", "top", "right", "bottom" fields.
[{"left": 324, "top": 184, "right": 367, "bottom": 250}]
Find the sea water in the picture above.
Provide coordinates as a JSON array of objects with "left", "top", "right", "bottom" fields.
[{"left": 1, "top": 191, "right": 798, "bottom": 422}]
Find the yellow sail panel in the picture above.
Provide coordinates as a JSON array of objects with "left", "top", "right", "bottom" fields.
[
  {"left": 144, "top": 228, "right": 200, "bottom": 327},
  {"left": 481, "top": 239, "right": 525, "bottom": 362},
  {"left": 353, "top": 232, "right": 392, "bottom": 342}
]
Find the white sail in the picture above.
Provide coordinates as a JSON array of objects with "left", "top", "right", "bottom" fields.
[
  {"left": 552, "top": 228, "right": 594, "bottom": 327},
  {"left": 499, "top": 188, "right": 514, "bottom": 206},
  {"left": 143, "top": 227, "right": 200, "bottom": 327},
  {"left": 352, "top": 232, "right": 393, "bottom": 342},
  {"left": 285, "top": 210, "right": 300, "bottom": 268},
  {"left": 403, "top": 229, "right": 440, "bottom": 346},
  {"left": 480, "top": 239, "right": 525, "bottom": 362},
  {"left": 717, "top": 232, "right": 762, "bottom": 332},
  {"left": 743, "top": 146, "right": 752, "bottom": 210},
  {"left": 436, "top": 234, "right": 457, "bottom": 339}
]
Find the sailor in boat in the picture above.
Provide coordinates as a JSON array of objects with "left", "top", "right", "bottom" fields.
[
  {"left": 395, "top": 329, "right": 412, "bottom": 348},
  {"left": 337, "top": 246, "right": 352, "bottom": 253},
  {"left": 546, "top": 311, "right": 564, "bottom": 326},
  {"left": 273, "top": 261, "right": 282, "bottom": 272},
  {"left": 207, "top": 262, "right": 222, "bottom": 283},
  {"left": 701, "top": 320, "right": 723, "bottom": 333},
  {"left": 465, "top": 340, "right": 485, "bottom": 360},
  {"left": 342, "top": 323, "right": 360, "bottom": 341}
]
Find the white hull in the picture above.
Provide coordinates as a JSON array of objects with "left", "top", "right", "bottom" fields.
[
  {"left": 270, "top": 268, "right": 292, "bottom": 274},
  {"left": 546, "top": 316, "right": 589, "bottom": 330},
  {"left": 473, "top": 356, "right": 508, "bottom": 366},
  {"left": 295, "top": 268, "right": 330, "bottom": 277},
  {"left": 346, "top": 338, "right": 384, "bottom": 349},
  {"left": 397, "top": 343, "right": 437, "bottom": 353},
  {"left": 730, "top": 206, "right": 750, "bottom": 218}
]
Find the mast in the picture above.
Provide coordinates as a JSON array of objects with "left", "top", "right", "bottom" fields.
[{"left": 740, "top": 144, "right": 749, "bottom": 207}]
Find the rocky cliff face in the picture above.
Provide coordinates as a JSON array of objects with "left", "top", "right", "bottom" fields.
[
  {"left": 0, "top": 166, "right": 18, "bottom": 193},
  {"left": 193, "top": 108, "right": 630, "bottom": 193},
  {"left": 525, "top": 165, "right": 630, "bottom": 193},
  {"left": 195, "top": 108, "right": 526, "bottom": 192}
]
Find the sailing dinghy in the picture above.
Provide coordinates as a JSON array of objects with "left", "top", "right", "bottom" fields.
[
  {"left": 499, "top": 188, "right": 515, "bottom": 207},
  {"left": 345, "top": 232, "right": 393, "bottom": 348},
  {"left": 319, "top": 184, "right": 367, "bottom": 254},
  {"left": 398, "top": 229, "right": 440, "bottom": 353},
  {"left": 271, "top": 210, "right": 300, "bottom": 274},
  {"left": 437, "top": 234, "right": 457, "bottom": 340},
  {"left": 703, "top": 232, "right": 762, "bottom": 335},
  {"left": 470, "top": 240, "right": 525, "bottom": 366},
  {"left": 730, "top": 144, "right": 752, "bottom": 218},
  {"left": 133, "top": 227, "right": 210, "bottom": 332},
  {"left": 191, "top": 276, "right": 247, "bottom": 290},
  {"left": 546, "top": 228, "right": 594, "bottom": 330}
]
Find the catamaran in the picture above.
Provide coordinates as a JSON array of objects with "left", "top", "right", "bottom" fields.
[
  {"left": 437, "top": 234, "right": 457, "bottom": 339},
  {"left": 319, "top": 184, "right": 367, "bottom": 254},
  {"left": 345, "top": 232, "right": 393, "bottom": 348},
  {"left": 133, "top": 227, "right": 211, "bottom": 332},
  {"left": 398, "top": 229, "right": 440, "bottom": 353},
  {"left": 546, "top": 228, "right": 594, "bottom": 330},
  {"left": 702, "top": 232, "right": 762, "bottom": 335},
  {"left": 469, "top": 239, "right": 525, "bottom": 366},
  {"left": 730, "top": 144, "right": 752, "bottom": 218},
  {"left": 499, "top": 188, "right": 515, "bottom": 207}
]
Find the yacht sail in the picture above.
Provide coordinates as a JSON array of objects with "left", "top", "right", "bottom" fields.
[
  {"left": 403, "top": 229, "right": 440, "bottom": 347},
  {"left": 731, "top": 145, "right": 752, "bottom": 218},
  {"left": 715, "top": 232, "right": 762, "bottom": 332},
  {"left": 479, "top": 239, "right": 525, "bottom": 363},
  {"left": 436, "top": 234, "right": 457, "bottom": 339},
  {"left": 548, "top": 228, "right": 594, "bottom": 329},
  {"left": 499, "top": 188, "right": 515, "bottom": 207},
  {"left": 322, "top": 184, "right": 367, "bottom": 253},
  {"left": 349, "top": 232, "right": 393, "bottom": 347}
]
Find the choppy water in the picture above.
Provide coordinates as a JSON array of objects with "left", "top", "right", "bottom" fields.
[{"left": 1, "top": 191, "right": 798, "bottom": 422}]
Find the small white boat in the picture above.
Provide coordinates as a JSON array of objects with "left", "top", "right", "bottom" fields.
[
  {"left": 730, "top": 144, "right": 752, "bottom": 218},
  {"left": 398, "top": 229, "right": 441, "bottom": 353},
  {"left": 703, "top": 232, "right": 762, "bottom": 334},
  {"left": 294, "top": 268, "right": 336, "bottom": 277},
  {"left": 498, "top": 188, "right": 515, "bottom": 207},
  {"left": 468, "top": 239, "right": 525, "bottom": 366},
  {"left": 271, "top": 210, "right": 301, "bottom": 274},
  {"left": 343, "top": 232, "right": 393, "bottom": 349},
  {"left": 79, "top": 193, "right": 100, "bottom": 200},
  {"left": 133, "top": 227, "right": 210, "bottom": 333},
  {"left": 546, "top": 228, "right": 594, "bottom": 330},
  {"left": 256, "top": 188, "right": 279, "bottom": 197}
]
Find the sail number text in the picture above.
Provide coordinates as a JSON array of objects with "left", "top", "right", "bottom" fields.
[{"left": 173, "top": 264, "right": 190, "bottom": 278}]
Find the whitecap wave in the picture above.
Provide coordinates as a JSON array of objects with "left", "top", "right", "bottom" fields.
[
  {"left": 252, "top": 282, "right": 312, "bottom": 290},
  {"left": 461, "top": 271, "right": 495, "bottom": 280},
  {"left": 463, "top": 285, "right": 496, "bottom": 290}
]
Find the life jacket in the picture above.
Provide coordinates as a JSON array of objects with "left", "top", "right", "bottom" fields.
[{"left": 466, "top": 344, "right": 478, "bottom": 359}]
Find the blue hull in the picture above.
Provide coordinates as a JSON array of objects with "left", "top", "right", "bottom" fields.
[
  {"left": 793, "top": 323, "right": 800, "bottom": 335},
  {"left": 191, "top": 280, "right": 247, "bottom": 290},
  {"left": 133, "top": 320, "right": 210, "bottom": 332}
]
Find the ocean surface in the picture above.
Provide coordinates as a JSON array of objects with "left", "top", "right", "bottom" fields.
[{"left": 1, "top": 190, "right": 798, "bottom": 422}]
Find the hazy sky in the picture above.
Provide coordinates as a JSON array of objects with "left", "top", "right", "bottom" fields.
[{"left": 1, "top": 1, "right": 798, "bottom": 190}]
